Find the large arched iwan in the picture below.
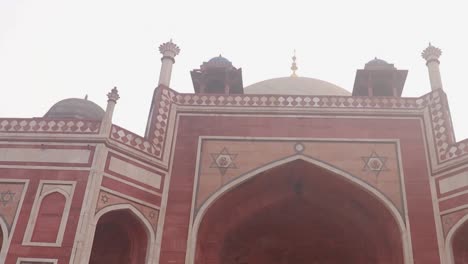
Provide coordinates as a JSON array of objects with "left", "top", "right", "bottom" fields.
[
  {"left": 195, "top": 159, "right": 406, "bottom": 264},
  {"left": 89, "top": 209, "right": 148, "bottom": 264}
]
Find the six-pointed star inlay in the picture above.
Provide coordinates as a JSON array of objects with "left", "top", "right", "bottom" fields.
[
  {"left": 0, "top": 190, "right": 16, "bottom": 206},
  {"left": 362, "top": 151, "right": 388, "bottom": 176},
  {"left": 210, "top": 147, "right": 238, "bottom": 176}
]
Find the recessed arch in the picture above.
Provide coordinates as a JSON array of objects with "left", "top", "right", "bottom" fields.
[
  {"left": 445, "top": 213, "right": 468, "bottom": 264},
  {"left": 22, "top": 182, "right": 76, "bottom": 247},
  {"left": 0, "top": 217, "right": 8, "bottom": 262},
  {"left": 187, "top": 154, "right": 413, "bottom": 264},
  {"left": 31, "top": 191, "right": 67, "bottom": 243},
  {"left": 88, "top": 204, "right": 156, "bottom": 264}
]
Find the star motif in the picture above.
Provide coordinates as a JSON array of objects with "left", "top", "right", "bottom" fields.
[
  {"left": 100, "top": 194, "right": 109, "bottom": 204},
  {"left": 362, "top": 151, "right": 388, "bottom": 176},
  {"left": 0, "top": 190, "right": 16, "bottom": 206},
  {"left": 210, "top": 147, "right": 238, "bottom": 176}
]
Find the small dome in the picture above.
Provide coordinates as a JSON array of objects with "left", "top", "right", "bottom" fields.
[
  {"left": 244, "top": 77, "right": 350, "bottom": 96},
  {"left": 44, "top": 98, "right": 105, "bottom": 120},
  {"left": 206, "top": 55, "right": 232, "bottom": 68},
  {"left": 365, "top": 58, "right": 395, "bottom": 70}
]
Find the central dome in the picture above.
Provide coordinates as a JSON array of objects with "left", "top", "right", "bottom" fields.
[{"left": 244, "top": 77, "right": 350, "bottom": 96}]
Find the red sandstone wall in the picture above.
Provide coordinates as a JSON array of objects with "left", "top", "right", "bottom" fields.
[
  {"left": 159, "top": 115, "right": 440, "bottom": 264},
  {"left": 0, "top": 169, "right": 89, "bottom": 264}
]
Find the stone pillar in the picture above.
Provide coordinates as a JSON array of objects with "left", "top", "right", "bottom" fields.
[
  {"left": 100, "top": 87, "right": 120, "bottom": 135},
  {"left": 422, "top": 43, "right": 443, "bottom": 91},
  {"left": 158, "top": 40, "right": 180, "bottom": 87}
]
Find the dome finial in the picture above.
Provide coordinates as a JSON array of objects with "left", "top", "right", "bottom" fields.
[{"left": 290, "top": 49, "right": 298, "bottom": 77}]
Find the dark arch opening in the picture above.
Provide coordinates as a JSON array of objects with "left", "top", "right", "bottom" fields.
[
  {"left": 89, "top": 210, "right": 148, "bottom": 264},
  {"left": 196, "top": 159, "right": 404, "bottom": 264},
  {"left": 0, "top": 222, "right": 4, "bottom": 254},
  {"left": 452, "top": 219, "right": 468, "bottom": 263}
]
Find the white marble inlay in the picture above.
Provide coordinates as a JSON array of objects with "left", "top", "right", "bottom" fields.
[
  {"left": 439, "top": 171, "right": 468, "bottom": 194},
  {"left": 0, "top": 148, "right": 90, "bottom": 164},
  {"left": 109, "top": 156, "right": 161, "bottom": 189}
]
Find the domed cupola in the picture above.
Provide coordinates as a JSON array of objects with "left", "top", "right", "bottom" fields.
[
  {"left": 364, "top": 57, "right": 396, "bottom": 70},
  {"left": 352, "top": 58, "right": 408, "bottom": 97},
  {"left": 204, "top": 55, "right": 233, "bottom": 69},
  {"left": 191, "top": 55, "right": 244, "bottom": 94},
  {"left": 44, "top": 97, "right": 105, "bottom": 120}
]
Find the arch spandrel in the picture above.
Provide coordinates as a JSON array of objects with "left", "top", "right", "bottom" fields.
[
  {"left": 95, "top": 190, "right": 160, "bottom": 234},
  {"left": 195, "top": 139, "right": 405, "bottom": 215},
  {"left": 0, "top": 182, "right": 27, "bottom": 229}
]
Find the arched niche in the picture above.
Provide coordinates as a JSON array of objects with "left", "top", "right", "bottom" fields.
[
  {"left": 188, "top": 156, "right": 412, "bottom": 264},
  {"left": 31, "top": 191, "right": 67, "bottom": 243},
  {"left": 446, "top": 214, "right": 468, "bottom": 264},
  {"left": 89, "top": 205, "right": 154, "bottom": 264}
]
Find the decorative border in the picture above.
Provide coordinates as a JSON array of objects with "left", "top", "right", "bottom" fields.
[
  {"left": 126, "top": 87, "right": 466, "bottom": 168},
  {"left": 3, "top": 86, "right": 467, "bottom": 171},
  {"left": 0, "top": 119, "right": 100, "bottom": 134},
  {"left": 22, "top": 180, "right": 76, "bottom": 247}
]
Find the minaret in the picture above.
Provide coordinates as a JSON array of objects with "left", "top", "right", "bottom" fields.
[
  {"left": 290, "top": 50, "right": 298, "bottom": 77},
  {"left": 158, "top": 40, "right": 180, "bottom": 87},
  {"left": 422, "top": 43, "right": 443, "bottom": 91}
]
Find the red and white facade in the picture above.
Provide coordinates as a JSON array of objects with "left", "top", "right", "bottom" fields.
[{"left": 1, "top": 42, "right": 468, "bottom": 264}]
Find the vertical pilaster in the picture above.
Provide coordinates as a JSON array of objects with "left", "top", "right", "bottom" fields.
[{"left": 70, "top": 87, "right": 119, "bottom": 264}]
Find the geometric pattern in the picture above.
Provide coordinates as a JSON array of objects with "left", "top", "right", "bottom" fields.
[
  {"left": 0, "top": 190, "right": 15, "bottom": 206},
  {"left": 110, "top": 125, "right": 158, "bottom": 156},
  {"left": 0, "top": 119, "right": 100, "bottom": 134},
  {"left": 3, "top": 86, "right": 468, "bottom": 168},
  {"left": 0, "top": 182, "right": 25, "bottom": 229},
  {"left": 145, "top": 87, "right": 428, "bottom": 160},
  {"left": 362, "top": 151, "right": 388, "bottom": 176},
  {"left": 210, "top": 147, "right": 238, "bottom": 176}
]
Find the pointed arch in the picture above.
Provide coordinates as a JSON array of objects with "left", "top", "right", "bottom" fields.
[
  {"left": 32, "top": 190, "right": 67, "bottom": 243},
  {"left": 445, "top": 213, "right": 468, "bottom": 264},
  {"left": 0, "top": 217, "right": 8, "bottom": 262},
  {"left": 89, "top": 204, "right": 156, "bottom": 264},
  {"left": 23, "top": 181, "right": 76, "bottom": 247},
  {"left": 187, "top": 154, "right": 414, "bottom": 264}
]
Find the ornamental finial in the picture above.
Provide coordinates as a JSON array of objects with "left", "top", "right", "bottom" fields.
[
  {"left": 107, "top": 86, "right": 120, "bottom": 103},
  {"left": 422, "top": 43, "right": 442, "bottom": 63},
  {"left": 290, "top": 49, "right": 298, "bottom": 77},
  {"left": 159, "top": 40, "right": 180, "bottom": 59}
]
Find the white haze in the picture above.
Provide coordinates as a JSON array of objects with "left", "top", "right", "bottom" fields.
[{"left": 1, "top": 0, "right": 467, "bottom": 140}]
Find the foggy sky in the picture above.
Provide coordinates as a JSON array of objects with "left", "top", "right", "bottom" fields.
[{"left": 1, "top": 0, "right": 467, "bottom": 140}]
